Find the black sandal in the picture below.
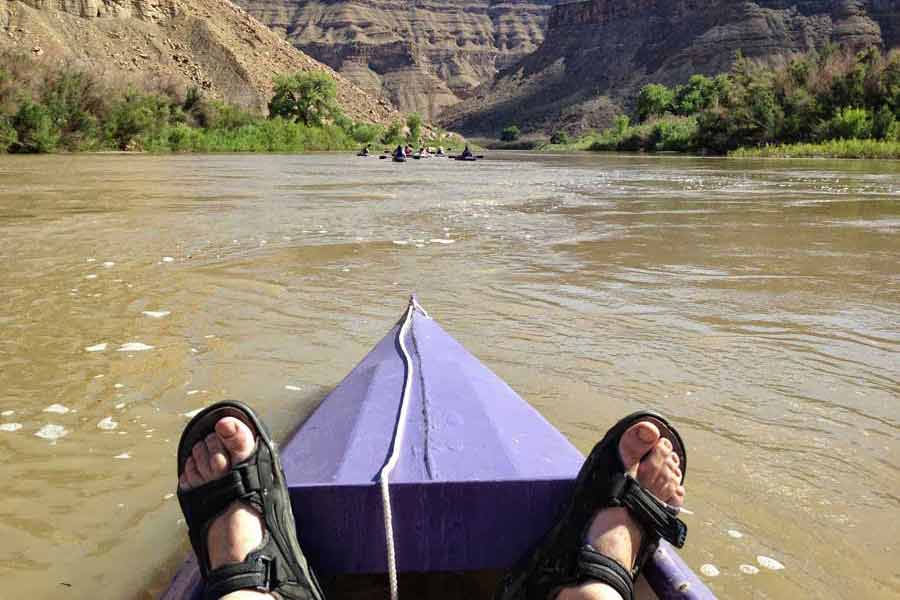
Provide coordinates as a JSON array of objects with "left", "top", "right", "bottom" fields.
[
  {"left": 495, "top": 411, "right": 688, "bottom": 600},
  {"left": 177, "top": 401, "right": 324, "bottom": 600}
]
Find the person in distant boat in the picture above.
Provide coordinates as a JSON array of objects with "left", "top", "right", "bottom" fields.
[
  {"left": 359, "top": 145, "right": 370, "bottom": 156},
  {"left": 176, "top": 402, "right": 687, "bottom": 600},
  {"left": 436, "top": 146, "right": 446, "bottom": 156},
  {"left": 404, "top": 144, "right": 414, "bottom": 157},
  {"left": 394, "top": 145, "right": 405, "bottom": 160},
  {"left": 419, "top": 146, "right": 430, "bottom": 157},
  {"left": 461, "top": 144, "right": 473, "bottom": 158}
]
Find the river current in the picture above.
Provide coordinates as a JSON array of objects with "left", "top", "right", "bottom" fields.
[{"left": 0, "top": 152, "right": 897, "bottom": 599}]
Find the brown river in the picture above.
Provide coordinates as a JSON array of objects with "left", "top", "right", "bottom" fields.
[{"left": 0, "top": 152, "right": 897, "bottom": 599}]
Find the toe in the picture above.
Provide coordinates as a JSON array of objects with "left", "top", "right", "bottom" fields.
[
  {"left": 182, "top": 456, "right": 204, "bottom": 490},
  {"left": 205, "top": 432, "right": 230, "bottom": 477},
  {"left": 619, "top": 420, "right": 660, "bottom": 475},
  {"left": 192, "top": 439, "right": 213, "bottom": 481},
  {"left": 215, "top": 417, "right": 256, "bottom": 464}
]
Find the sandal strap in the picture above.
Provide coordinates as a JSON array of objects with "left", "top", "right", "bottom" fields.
[
  {"left": 576, "top": 545, "right": 634, "bottom": 600},
  {"left": 204, "top": 548, "right": 275, "bottom": 600},
  {"left": 607, "top": 472, "right": 687, "bottom": 549},
  {"left": 179, "top": 458, "right": 263, "bottom": 529}
]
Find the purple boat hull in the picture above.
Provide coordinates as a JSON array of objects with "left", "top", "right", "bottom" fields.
[{"left": 161, "top": 300, "right": 715, "bottom": 599}]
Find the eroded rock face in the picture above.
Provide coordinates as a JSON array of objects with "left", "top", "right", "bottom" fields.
[
  {"left": 235, "top": 0, "right": 559, "bottom": 119},
  {"left": 442, "top": 0, "right": 899, "bottom": 135},
  {"left": 1, "top": 0, "right": 401, "bottom": 123}
]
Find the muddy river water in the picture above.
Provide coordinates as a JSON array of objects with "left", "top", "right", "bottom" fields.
[{"left": 0, "top": 152, "right": 897, "bottom": 599}]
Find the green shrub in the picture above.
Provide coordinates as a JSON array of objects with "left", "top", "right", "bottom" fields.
[
  {"left": 871, "top": 105, "right": 898, "bottom": 140},
  {"left": 549, "top": 131, "right": 570, "bottom": 145},
  {"left": 406, "top": 113, "right": 423, "bottom": 145},
  {"left": 652, "top": 116, "right": 698, "bottom": 151},
  {"left": 500, "top": 124, "right": 520, "bottom": 141},
  {"left": 636, "top": 84, "right": 674, "bottom": 122},
  {"left": 12, "top": 99, "right": 59, "bottom": 153},
  {"left": 269, "top": 72, "right": 340, "bottom": 126},
  {"left": 346, "top": 121, "right": 382, "bottom": 144},
  {"left": 104, "top": 92, "right": 173, "bottom": 150},
  {"left": 825, "top": 106, "right": 872, "bottom": 140},
  {"left": 0, "top": 116, "right": 16, "bottom": 152},
  {"left": 381, "top": 120, "right": 403, "bottom": 145}
]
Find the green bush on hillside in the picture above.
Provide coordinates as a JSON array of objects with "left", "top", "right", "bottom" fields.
[
  {"left": 500, "top": 125, "right": 520, "bottom": 141},
  {"left": 549, "top": 130, "right": 570, "bottom": 145},
  {"left": 269, "top": 71, "right": 340, "bottom": 127},
  {"left": 406, "top": 113, "right": 423, "bottom": 146},
  {"left": 0, "top": 53, "right": 380, "bottom": 154},
  {"left": 0, "top": 116, "right": 16, "bottom": 152},
  {"left": 825, "top": 106, "right": 873, "bottom": 140},
  {"left": 12, "top": 99, "right": 59, "bottom": 153},
  {"left": 611, "top": 47, "right": 900, "bottom": 155}
]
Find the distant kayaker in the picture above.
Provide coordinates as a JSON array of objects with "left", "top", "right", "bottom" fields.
[
  {"left": 404, "top": 144, "right": 414, "bottom": 157},
  {"left": 359, "top": 145, "right": 369, "bottom": 156},
  {"left": 436, "top": 146, "right": 446, "bottom": 156},
  {"left": 461, "top": 145, "right": 473, "bottom": 159},
  {"left": 394, "top": 145, "right": 405, "bottom": 159},
  {"left": 176, "top": 402, "right": 688, "bottom": 600}
]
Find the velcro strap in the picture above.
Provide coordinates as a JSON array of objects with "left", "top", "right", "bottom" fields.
[
  {"left": 576, "top": 545, "right": 634, "bottom": 600},
  {"left": 180, "top": 464, "right": 262, "bottom": 528},
  {"left": 607, "top": 473, "right": 687, "bottom": 548},
  {"left": 204, "top": 551, "right": 274, "bottom": 600}
]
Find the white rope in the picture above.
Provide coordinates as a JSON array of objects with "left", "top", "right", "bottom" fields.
[{"left": 377, "top": 300, "right": 419, "bottom": 600}]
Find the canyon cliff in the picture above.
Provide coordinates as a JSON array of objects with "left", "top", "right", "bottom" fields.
[
  {"left": 0, "top": 0, "right": 400, "bottom": 123},
  {"left": 234, "top": 0, "right": 559, "bottom": 120},
  {"left": 441, "top": 0, "right": 900, "bottom": 135}
]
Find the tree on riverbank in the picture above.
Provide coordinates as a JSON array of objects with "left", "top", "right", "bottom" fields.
[
  {"left": 577, "top": 47, "right": 900, "bottom": 156},
  {"left": 0, "top": 52, "right": 383, "bottom": 154}
]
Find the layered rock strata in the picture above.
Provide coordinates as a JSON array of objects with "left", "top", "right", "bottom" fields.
[
  {"left": 235, "top": 0, "right": 560, "bottom": 119},
  {"left": 441, "top": 0, "right": 900, "bottom": 135}
]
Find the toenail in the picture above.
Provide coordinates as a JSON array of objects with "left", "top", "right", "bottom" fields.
[{"left": 638, "top": 424, "right": 656, "bottom": 442}]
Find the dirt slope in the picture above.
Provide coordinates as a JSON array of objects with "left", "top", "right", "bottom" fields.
[{"left": 0, "top": 0, "right": 401, "bottom": 124}]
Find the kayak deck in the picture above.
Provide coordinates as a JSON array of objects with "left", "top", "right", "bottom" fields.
[{"left": 160, "top": 300, "right": 714, "bottom": 599}]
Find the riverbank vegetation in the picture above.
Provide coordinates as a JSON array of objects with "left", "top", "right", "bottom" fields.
[
  {"left": 0, "top": 52, "right": 441, "bottom": 154},
  {"left": 542, "top": 47, "right": 900, "bottom": 158}
]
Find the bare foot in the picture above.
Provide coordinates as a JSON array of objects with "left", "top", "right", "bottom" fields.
[
  {"left": 178, "top": 417, "right": 270, "bottom": 584},
  {"left": 583, "top": 421, "right": 685, "bottom": 572}
]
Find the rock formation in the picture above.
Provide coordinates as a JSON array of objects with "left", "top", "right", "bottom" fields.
[
  {"left": 234, "top": 0, "right": 559, "bottom": 119},
  {"left": 0, "top": 0, "right": 401, "bottom": 123},
  {"left": 441, "top": 0, "right": 900, "bottom": 135}
]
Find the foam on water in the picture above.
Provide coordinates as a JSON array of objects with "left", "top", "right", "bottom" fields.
[
  {"left": 699, "top": 564, "right": 720, "bottom": 577},
  {"left": 187, "top": 390, "right": 199, "bottom": 396},
  {"left": 85, "top": 343, "right": 108, "bottom": 352},
  {"left": 162, "top": 256, "right": 175, "bottom": 263},
  {"left": 757, "top": 556, "right": 785, "bottom": 570},
  {"left": 430, "top": 239, "right": 456, "bottom": 244},
  {"left": 285, "top": 385, "right": 301, "bottom": 391},
  {"left": 85, "top": 274, "right": 98, "bottom": 280},
  {"left": 114, "top": 452, "right": 131, "bottom": 459},
  {"left": 35, "top": 424, "right": 68, "bottom": 441},
  {"left": 740, "top": 564, "right": 760, "bottom": 575},
  {"left": 0, "top": 423, "right": 23, "bottom": 432},
  {"left": 97, "top": 417, "right": 118, "bottom": 430},
  {"left": 43, "top": 404, "right": 69, "bottom": 414},
  {"left": 142, "top": 310, "right": 171, "bottom": 318},
  {"left": 1, "top": 410, "right": 14, "bottom": 417},
  {"left": 183, "top": 408, "right": 203, "bottom": 418},
  {"left": 117, "top": 342, "right": 154, "bottom": 352},
  {"left": 727, "top": 529, "right": 744, "bottom": 539},
  {"left": 103, "top": 262, "right": 115, "bottom": 268},
  {"left": 114, "top": 383, "right": 124, "bottom": 389}
]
